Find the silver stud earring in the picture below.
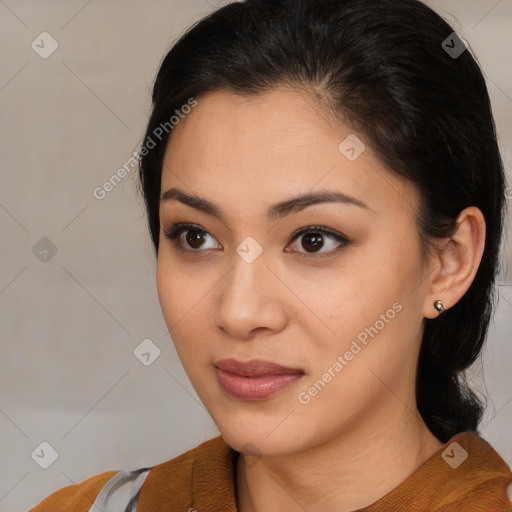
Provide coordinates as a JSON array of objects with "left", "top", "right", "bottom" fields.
[{"left": 434, "top": 299, "right": 445, "bottom": 314}]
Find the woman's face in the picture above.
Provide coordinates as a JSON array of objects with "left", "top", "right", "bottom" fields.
[{"left": 157, "top": 87, "right": 435, "bottom": 456}]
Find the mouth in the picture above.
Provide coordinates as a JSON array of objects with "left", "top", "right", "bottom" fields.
[
  {"left": 214, "top": 358, "right": 305, "bottom": 401},
  {"left": 214, "top": 358, "right": 305, "bottom": 376}
]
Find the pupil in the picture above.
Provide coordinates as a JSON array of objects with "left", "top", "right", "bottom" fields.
[
  {"left": 303, "top": 233, "right": 324, "bottom": 253},
  {"left": 183, "top": 230, "right": 326, "bottom": 252},
  {"left": 187, "top": 229, "right": 205, "bottom": 249}
]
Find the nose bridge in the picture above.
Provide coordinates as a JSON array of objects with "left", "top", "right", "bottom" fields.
[
  {"left": 225, "top": 241, "right": 268, "bottom": 305},
  {"left": 214, "top": 240, "right": 284, "bottom": 337}
]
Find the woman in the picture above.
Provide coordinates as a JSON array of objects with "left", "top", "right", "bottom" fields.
[{"left": 30, "top": 0, "right": 512, "bottom": 510}]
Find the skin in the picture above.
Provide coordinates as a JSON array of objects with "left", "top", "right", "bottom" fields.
[{"left": 156, "top": 86, "right": 486, "bottom": 512}]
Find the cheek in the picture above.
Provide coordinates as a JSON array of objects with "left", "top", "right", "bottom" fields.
[
  {"left": 290, "top": 251, "right": 400, "bottom": 329},
  {"left": 156, "top": 254, "right": 213, "bottom": 363},
  {"left": 156, "top": 256, "right": 178, "bottom": 322},
  {"left": 301, "top": 237, "right": 421, "bottom": 360},
  {"left": 156, "top": 250, "right": 203, "bottom": 323}
]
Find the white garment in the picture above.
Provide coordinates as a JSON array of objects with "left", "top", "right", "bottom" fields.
[{"left": 87, "top": 468, "right": 151, "bottom": 512}]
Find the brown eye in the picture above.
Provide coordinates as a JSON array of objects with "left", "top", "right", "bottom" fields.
[
  {"left": 184, "top": 228, "right": 209, "bottom": 249},
  {"left": 164, "top": 222, "right": 349, "bottom": 257},
  {"left": 164, "top": 223, "right": 221, "bottom": 251},
  {"left": 286, "top": 226, "right": 349, "bottom": 257},
  {"left": 300, "top": 232, "right": 325, "bottom": 252}
]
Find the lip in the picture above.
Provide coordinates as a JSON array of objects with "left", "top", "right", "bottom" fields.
[
  {"left": 214, "top": 358, "right": 305, "bottom": 401},
  {"left": 214, "top": 358, "right": 304, "bottom": 376}
]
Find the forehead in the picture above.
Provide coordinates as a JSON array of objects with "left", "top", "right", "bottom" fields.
[
  {"left": 167, "top": 87, "right": 342, "bottom": 159},
  {"left": 160, "top": 87, "right": 418, "bottom": 220}
]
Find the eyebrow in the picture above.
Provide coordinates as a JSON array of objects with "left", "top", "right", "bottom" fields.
[{"left": 160, "top": 187, "right": 371, "bottom": 221}]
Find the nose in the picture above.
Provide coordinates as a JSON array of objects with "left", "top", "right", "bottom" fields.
[{"left": 213, "top": 251, "right": 288, "bottom": 340}]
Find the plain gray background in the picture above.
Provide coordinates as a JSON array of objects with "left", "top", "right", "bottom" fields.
[{"left": 0, "top": 1, "right": 511, "bottom": 511}]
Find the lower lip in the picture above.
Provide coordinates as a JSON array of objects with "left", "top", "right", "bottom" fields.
[{"left": 215, "top": 368, "right": 304, "bottom": 401}]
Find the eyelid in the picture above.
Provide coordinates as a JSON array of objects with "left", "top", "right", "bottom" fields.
[
  {"left": 163, "top": 222, "right": 350, "bottom": 257},
  {"left": 163, "top": 222, "right": 220, "bottom": 253},
  {"left": 287, "top": 225, "right": 348, "bottom": 245},
  {"left": 285, "top": 225, "right": 349, "bottom": 258}
]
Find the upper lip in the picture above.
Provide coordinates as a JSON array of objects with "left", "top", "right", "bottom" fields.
[{"left": 214, "top": 358, "right": 304, "bottom": 377}]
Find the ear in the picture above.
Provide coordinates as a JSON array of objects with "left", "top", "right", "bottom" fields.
[{"left": 423, "top": 206, "right": 486, "bottom": 319}]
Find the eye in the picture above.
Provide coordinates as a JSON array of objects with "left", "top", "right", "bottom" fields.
[
  {"left": 163, "top": 223, "right": 221, "bottom": 252},
  {"left": 286, "top": 225, "right": 349, "bottom": 257},
  {"left": 163, "top": 223, "right": 349, "bottom": 257}
]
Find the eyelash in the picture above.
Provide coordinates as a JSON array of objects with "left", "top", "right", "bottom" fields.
[{"left": 163, "top": 222, "right": 350, "bottom": 258}]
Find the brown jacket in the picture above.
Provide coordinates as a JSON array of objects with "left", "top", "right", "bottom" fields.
[{"left": 29, "top": 430, "right": 512, "bottom": 511}]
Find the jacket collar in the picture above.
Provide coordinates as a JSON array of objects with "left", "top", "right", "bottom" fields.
[{"left": 139, "top": 431, "right": 512, "bottom": 511}]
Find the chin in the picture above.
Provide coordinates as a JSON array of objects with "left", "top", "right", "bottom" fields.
[{"left": 212, "top": 412, "right": 303, "bottom": 457}]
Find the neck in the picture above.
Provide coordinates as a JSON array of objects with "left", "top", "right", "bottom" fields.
[{"left": 235, "top": 414, "right": 444, "bottom": 512}]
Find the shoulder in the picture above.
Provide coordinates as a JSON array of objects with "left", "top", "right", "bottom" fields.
[
  {"left": 146, "top": 433, "right": 229, "bottom": 476},
  {"left": 136, "top": 435, "right": 235, "bottom": 509},
  {"left": 28, "top": 470, "right": 118, "bottom": 512},
  {"left": 419, "top": 431, "right": 512, "bottom": 511},
  {"left": 28, "top": 436, "right": 232, "bottom": 512}
]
